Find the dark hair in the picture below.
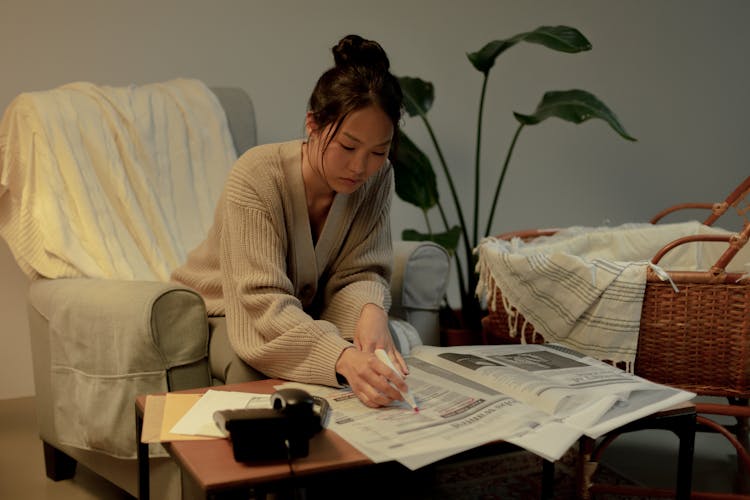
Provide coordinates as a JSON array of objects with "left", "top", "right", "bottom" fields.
[{"left": 308, "top": 34, "right": 403, "bottom": 157}]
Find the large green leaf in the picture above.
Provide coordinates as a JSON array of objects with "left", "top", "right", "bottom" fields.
[
  {"left": 392, "top": 130, "right": 439, "bottom": 210},
  {"left": 468, "top": 26, "right": 592, "bottom": 74},
  {"left": 402, "top": 226, "right": 462, "bottom": 254},
  {"left": 513, "top": 89, "right": 637, "bottom": 141},
  {"left": 398, "top": 76, "right": 435, "bottom": 117}
]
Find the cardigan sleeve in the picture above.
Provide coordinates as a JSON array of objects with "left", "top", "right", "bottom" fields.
[{"left": 319, "top": 167, "right": 394, "bottom": 340}]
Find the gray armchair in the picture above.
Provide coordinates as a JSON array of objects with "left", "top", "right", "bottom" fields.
[{"left": 6, "top": 84, "right": 451, "bottom": 498}]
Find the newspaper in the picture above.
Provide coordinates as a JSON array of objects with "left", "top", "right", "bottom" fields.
[
  {"left": 282, "top": 343, "right": 694, "bottom": 470},
  {"left": 410, "top": 343, "right": 695, "bottom": 438},
  {"left": 282, "top": 357, "right": 579, "bottom": 469}
]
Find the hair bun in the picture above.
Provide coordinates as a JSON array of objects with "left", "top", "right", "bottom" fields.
[{"left": 332, "top": 34, "right": 390, "bottom": 73}]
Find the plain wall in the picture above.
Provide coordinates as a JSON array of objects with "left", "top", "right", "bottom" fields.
[{"left": 1, "top": 0, "right": 748, "bottom": 399}]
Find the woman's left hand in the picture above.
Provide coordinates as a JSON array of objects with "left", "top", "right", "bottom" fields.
[{"left": 353, "top": 303, "right": 408, "bottom": 375}]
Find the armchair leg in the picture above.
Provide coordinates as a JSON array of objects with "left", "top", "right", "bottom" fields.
[{"left": 42, "top": 441, "right": 77, "bottom": 481}]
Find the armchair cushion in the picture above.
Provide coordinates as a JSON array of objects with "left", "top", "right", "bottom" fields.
[{"left": 390, "top": 240, "right": 451, "bottom": 346}]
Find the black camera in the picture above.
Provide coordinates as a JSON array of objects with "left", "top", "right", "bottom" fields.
[{"left": 213, "top": 388, "right": 329, "bottom": 462}]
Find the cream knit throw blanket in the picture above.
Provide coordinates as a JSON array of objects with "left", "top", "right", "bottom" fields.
[
  {"left": 0, "top": 78, "right": 237, "bottom": 280},
  {"left": 476, "top": 221, "right": 750, "bottom": 369}
]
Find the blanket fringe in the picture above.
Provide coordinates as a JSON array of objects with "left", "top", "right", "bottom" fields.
[
  {"left": 482, "top": 271, "right": 538, "bottom": 346},
  {"left": 478, "top": 255, "right": 636, "bottom": 373}
]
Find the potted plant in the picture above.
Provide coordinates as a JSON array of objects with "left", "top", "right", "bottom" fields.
[{"left": 392, "top": 25, "right": 636, "bottom": 340}]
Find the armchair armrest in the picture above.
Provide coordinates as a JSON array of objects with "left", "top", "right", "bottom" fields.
[
  {"left": 29, "top": 278, "right": 211, "bottom": 384},
  {"left": 390, "top": 241, "right": 451, "bottom": 346},
  {"left": 28, "top": 278, "right": 211, "bottom": 458}
]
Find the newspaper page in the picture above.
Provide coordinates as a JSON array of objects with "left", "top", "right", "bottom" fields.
[
  {"left": 281, "top": 354, "right": 582, "bottom": 469},
  {"left": 409, "top": 343, "right": 696, "bottom": 438}
]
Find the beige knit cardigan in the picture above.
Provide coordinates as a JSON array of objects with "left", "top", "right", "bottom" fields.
[{"left": 171, "top": 139, "right": 393, "bottom": 386}]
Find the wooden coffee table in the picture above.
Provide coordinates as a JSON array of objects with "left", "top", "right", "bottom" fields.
[
  {"left": 136, "top": 380, "right": 427, "bottom": 499},
  {"left": 135, "top": 379, "right": 557, "bottom": 499},
  {"left": 135, "top": 380, "right": 695, "bottom": 500}
]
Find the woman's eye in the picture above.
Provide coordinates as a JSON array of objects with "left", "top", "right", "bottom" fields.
[
  {"left": 372, "top": 151, "right": 386, "bottom": 157},
  {"left": 341, "top": 144, "right": 355, "bottom": 151}
]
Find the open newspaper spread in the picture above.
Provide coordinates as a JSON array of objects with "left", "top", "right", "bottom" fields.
[
  {"left": 281, "top": 343, "right": 695, "bottom": 470},
  {"left": 411, "top": 344, "right": 695, "bottom": 437}
]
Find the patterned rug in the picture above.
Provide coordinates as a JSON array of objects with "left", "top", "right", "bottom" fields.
[
  {"left": 302, "top": 446, "right": 661, "bottom": 500},
  {"left": 422, "top": 448, "right": 660, "bottom": 500}
]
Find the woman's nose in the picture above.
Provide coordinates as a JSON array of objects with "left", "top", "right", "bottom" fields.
[{"left": 351, "top": 153, "right": 367, "bottom": 174}]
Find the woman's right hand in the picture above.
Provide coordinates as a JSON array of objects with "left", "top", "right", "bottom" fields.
[{"left": 335, "top": 347, "right": 409, "bottom": 408}]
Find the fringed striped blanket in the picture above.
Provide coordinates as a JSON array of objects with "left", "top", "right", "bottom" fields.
[{"left": 476, "top": 221, "right": 750, "bottom": 369}]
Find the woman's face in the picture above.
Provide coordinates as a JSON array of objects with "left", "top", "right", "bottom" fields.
[{"left": 309, "top": 105, "right": 394, "bottom": 195}]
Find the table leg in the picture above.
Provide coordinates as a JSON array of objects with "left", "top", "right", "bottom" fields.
[
  {"left": 581, "top": 409, "right": 696, "bottom": 500},
  {"left": 136, "top": 404, "right": 150, "bottom": 500},
  {"left": 541, "top": 459, "right": 555, "bottom": 499},
  {"left": 673, "top": 411, "right": 696, "bottom": 500},
  {"left": 577, "top": 438, "right": 595, "bottom": 500}
]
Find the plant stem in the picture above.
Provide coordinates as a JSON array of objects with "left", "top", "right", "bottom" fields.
[
  {"left": 432, "top": 200, "right": 468, "bottom": 305},
  {"left": 484, "top": 123, "right": 524, "bottom": 238},
  {"left": 473, "top": 74, "right": 489, "bottom": 248},
  {"left": 421, "top": 209, "right": 433, "bottom": 234},
  {"left": 418, "top": 114, "right": 473, "bottom": 300},
  {"left": 452, "top": 250, "right": 467, "bottom": 312},
  {"left": 435, "top": 200, "right": 450, "bottom": 234}
]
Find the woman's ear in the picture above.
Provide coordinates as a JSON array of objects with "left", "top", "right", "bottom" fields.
[{"left": 305, "top": 112, "right": 318, "bottom": 137}]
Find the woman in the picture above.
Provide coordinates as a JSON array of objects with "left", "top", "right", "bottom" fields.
[{"left": 172, "top": 34, "right": 409, "bottom": 408}]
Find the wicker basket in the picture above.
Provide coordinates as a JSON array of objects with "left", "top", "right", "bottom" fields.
[
  {"left": 483, "top": 277, "right": 750, "bottom": 398},
  {"left": 482, "top": 177, "right": 750, "bottom": 398}
]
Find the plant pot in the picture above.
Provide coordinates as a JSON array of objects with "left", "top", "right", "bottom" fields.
[
  {"left": 441, "top": 327, "right": 482, "bottom": 346},
  {"left": 439, "top": 307, "right": 483, "bottom": 346}
]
